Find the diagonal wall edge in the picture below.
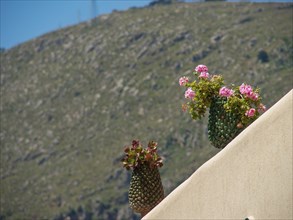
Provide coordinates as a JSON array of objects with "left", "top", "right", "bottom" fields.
[{"left": 143, "top": 89, "right": 293, "bottom": 220}]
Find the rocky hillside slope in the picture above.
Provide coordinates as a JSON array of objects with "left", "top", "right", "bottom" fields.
[{"left": 0, "top": 2, "right": 292, "bottom": 220}]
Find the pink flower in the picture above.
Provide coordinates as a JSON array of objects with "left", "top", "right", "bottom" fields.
[
  {"left": 199, "top": 72, "right": 209, "bottom": 79},
  {"left": 179, "top": 76, "right": 189, "bottom": 86},
  {"left": 185, "top": 88, "right": 195, "bottom": 100},
  {"left": 258, "top": 103, "right": 266, "bottom": 113},
  {"left": 239, "top": 83, "right": 253, "bottom": 95},
  {"left": 195, "top": 64, "right": 208, "bottom": 73},
  {"left": 248, "top": 92, "right": 259, "bottom": 101},
  {"left": 245, "top": 108, "right": 256, "bottom": 117},
  {"left": 239, "top": 84, "right": 259, "bottom": 100},
  {"left": 219, "top": 87, "right": 234, "bottom": 98}
]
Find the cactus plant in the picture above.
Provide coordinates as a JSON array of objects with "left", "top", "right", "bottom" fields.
[
  {"left": 122, "top": 140, "right": 164, "bottom": 217},
  {"left": 208, "top": 97, "right": 243, "bottom": 149}
]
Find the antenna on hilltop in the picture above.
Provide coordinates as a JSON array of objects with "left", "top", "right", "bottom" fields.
[
  {"left": 91, "top": 0, "right": 97, "bottom": 22},
  {"left": 89, "top": 0, "right": 98, "bottom": 25}
]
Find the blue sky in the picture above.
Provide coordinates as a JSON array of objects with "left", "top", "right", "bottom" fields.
[
  {"left": 0, "top": 0, "right": 152, "bottom": 49},
  {"left": 1, "top": 0, "right": 292, "bottom": 49}
]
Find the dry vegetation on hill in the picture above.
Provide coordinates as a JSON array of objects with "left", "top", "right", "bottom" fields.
[{"left": 0, "top": 2, "right": 292, "bottom": 219}]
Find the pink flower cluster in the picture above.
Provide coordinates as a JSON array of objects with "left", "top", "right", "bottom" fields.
[
  {"left": 219, "top": 87, "right": 234, "bottom": 98},
  {"left": 199, "top": 72, "right": 209, "bottom": 79},
  {"left": 195, "top": 64, "right": 208, "bottom": 73},
  {"left": 245, "top": 108, "right": 256, "bottom": 117},
  {"left": 179, "top": 76, "right": 189, "bottom": 86},
  {"left": 195, "top": 64, "right": 209, "bottom": 79},
  {"left": 185, "top": 88, "right": 195, "bottom": 100},
  {"left": 239, "top": 83, "right": 259, "bottom": 101}
]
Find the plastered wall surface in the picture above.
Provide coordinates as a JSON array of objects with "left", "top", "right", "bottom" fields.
[{"left": 143, "top": 90, "right": 293, "bottom": 220}]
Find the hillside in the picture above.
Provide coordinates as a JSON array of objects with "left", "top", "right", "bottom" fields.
[{"left": 0, "top": 2, "right": 292, "bottom": 220}]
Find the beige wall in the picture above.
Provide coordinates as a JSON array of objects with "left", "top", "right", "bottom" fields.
[{"left": 144, "top": 90, "right": 293, "bottom": 220}]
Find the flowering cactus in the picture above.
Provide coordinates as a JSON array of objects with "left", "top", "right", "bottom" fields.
[
  {"left": 122, "top": 140, "right": 164, "bottom": 216},
  {"left": 179, "top": 64, "right": 266, "bottom": 148}
]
